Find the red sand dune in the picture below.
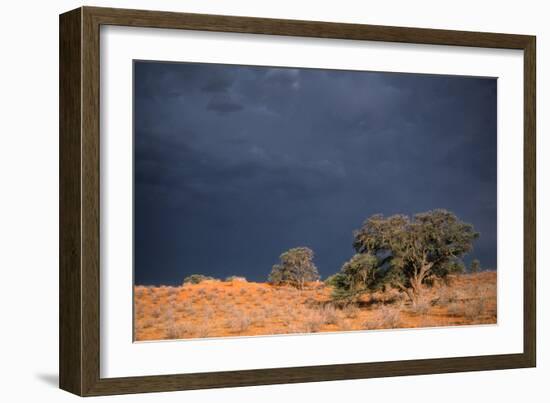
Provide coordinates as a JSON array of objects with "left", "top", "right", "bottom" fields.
[{"left": 134, "top": 272, "right": 496, "bottom": 341}]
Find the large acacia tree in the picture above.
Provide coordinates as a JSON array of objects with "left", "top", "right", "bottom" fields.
[
  {"left": 350, "top": 209, "right": 478, "bottom": 304},
  {"left": 268, "top": 247, "right": 320, "bottom": 289}
]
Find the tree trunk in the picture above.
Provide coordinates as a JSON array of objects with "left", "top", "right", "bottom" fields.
[
  {"left": 409, "top": 276, "right": 423, "bottom": 306},
  {"left": 403, "top": 288, "right": 416, "bottom": 305},
  {"left": 409, "top": 263, "right": 433, "bottom": 306}
]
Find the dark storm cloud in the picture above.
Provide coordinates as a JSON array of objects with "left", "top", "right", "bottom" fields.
[
  {"left": 206, "top": 95, "right": 244, "bottom": 114},
  {"left": 133, "top": 61, "right": 497, "bottom": 285},
  {"left": 201, "top": 75, "right": 234, "bottom": 93}
]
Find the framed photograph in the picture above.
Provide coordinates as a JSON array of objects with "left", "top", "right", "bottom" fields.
[{"left": 59, "top": 6, "right": 536, "bottom": 396}]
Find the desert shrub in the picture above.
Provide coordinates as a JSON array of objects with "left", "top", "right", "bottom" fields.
[
  {"left": 362, "top": 319, "right": 375, "bottom": 330},
  {"left": 150, "top": 293, "right": 160, "bottom": 304},
  {"left": 447, "top": 302, "right": 463, "bottom": 317},
  {"left": 162, "top": 307, "right": 174, "bottom": 322},
  {"left": 226, "top": 310, "right": 251, "bottom": 332},
  {"left": 160, "top": 286, "right": 176, "bottom": 298},
  {"left": 268, "top": 247, "right": 320, "bottom": 289},
  {"left": 134, "top": 286, "right": 147, "bottom": 299},
  {"left": 376, "top": 306, "right": 402, "bottom": 329},
  {"left": 263, "top": 305, "right": 276, "bottom": 317},
  {"left": 238, "top": 314, "right": 252, "bottom": 332},
  {"left": 165, "top": 324, "right": 181, "bottom": 339},
  {"left": 141, "top": 318, "right": 155, "bottom": 329},
  {"left": 374, "top": 288, "right": 404, "bottom": 305},
  {"left": 164, "top": 286, "right": 178, "bottom": 299},
  {"left": 318, "top": 305, "right": 339, "bottom": 325},
  {"left": 202, "top": 306, "right": 214, "bottom": 321},
  {"left": 342, "top": 305, "right": 360, "bottom": 319},
  {"left": 134, "top": 304, "right": 144, "bottom": 320},
  {"left": 303, "top": 297, "right": 317, "bottom": 308},
  {"left": 471, "top": 283, "right": 493, "bottom": 300},
  {"left": 436, "top": 286, "right": 458, "bottom": 306},
  {"left": 251, "top": 310, "right": 267, "bottom": 326},
  {"left": 221, "top": 302, "right": 235, "bottom": 315},
  {"left": 183, "top": 274, "right": 217, "bottom": 285},
  {"left": 464, "top": 298, "right": 486, "bottom": 320},
  {"left": 151, "top": 307, "right": 161, "bottom": 319},
  {"left": 287, "top": 323, "right": 306, "bottom": 334},
  {"left": 175, "top": 300, "right": 194, "bottom": 315},
  {"left": 280, "top": 307, "right": 296, "bottom": 326},
  {"left": 339, "top": 319, "right": 354, "bottom": 331},
  {"left": 195, "top": 322, "right": 212, "bottom": 338},
  {"left": 303, "top": 311, "right": 324, "bottom": 333},
  {"left": 409, "top": 297, "right": 430, "bottom": 315},
  {"left": 169, "top": 321, "right": 211, "bottom": 338}
]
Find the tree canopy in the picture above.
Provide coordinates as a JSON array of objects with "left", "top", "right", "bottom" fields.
[
  {"left": 327, "top": 253, "right": 378, "bottom": 302},
  {"left": 339, "top": 209, "right": 479, "bottom": 304},
  {"left": 268, "top": 247, "right": 320, "bottom": 289}
]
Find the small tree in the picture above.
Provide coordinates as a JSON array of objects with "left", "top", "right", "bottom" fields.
[
  {"left": 328, "top": 254, "right": 378, "bottom": 302},
  {"left": 470, "top": 259, "right": 481, "bottom": 273},
  {"left": 352, "top": 209, "right": 478, "bottom": 305},
  {"left": 182, "top": 274, "right": 215, "bottom": 285},
  {"left": 268, "top": 247, "right": 320, "bottom": 289}
]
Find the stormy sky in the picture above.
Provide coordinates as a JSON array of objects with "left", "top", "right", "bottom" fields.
[{"left": 134, "top": 61, "right": 497, "bottom": 285}]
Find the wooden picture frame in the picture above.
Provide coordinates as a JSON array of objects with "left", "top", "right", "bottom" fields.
[{"left": 59, "top": 6, "right": 536, "bottom": 396}]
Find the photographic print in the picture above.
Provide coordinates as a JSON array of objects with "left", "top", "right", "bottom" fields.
[{"left": 133, "top": 61, "right": 497, "bottom": 342}]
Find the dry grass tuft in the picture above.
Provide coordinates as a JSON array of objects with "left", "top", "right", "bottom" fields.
[
  {"left": 409, "top": 298, "right": 431, "bottom": 315},
  {"left": 435, "top": 286, "right": 458, "bottom": 306},
  {"left": 342, "top": 305, "right": 359, "bottom": 319},
  {"left": 225, "top": 309, "right": 252, "bottom": 332},
  {"left": 318, "top": 305, "right": 339, "bottom": 325},
  {"left": 303, "top": 311, "right": 324, "bottom": 333},
  {"left": 375, "top": 306, "right": 402, "bottom": 328},
  {"left": 464, "top": 298, "right": 486, "bottom": 321}
]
